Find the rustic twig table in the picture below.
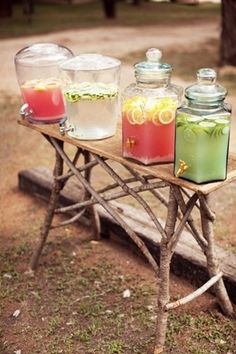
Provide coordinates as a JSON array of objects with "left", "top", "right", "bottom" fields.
[{"left": 18, "top": 118, "right": 236, "bottom": 353}]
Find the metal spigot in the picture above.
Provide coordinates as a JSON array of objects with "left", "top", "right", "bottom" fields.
[
  {"left": 125, "top": 137, "right": 136, "bottom": 149},
  {"left": 20, "top": 103, "right": 34, "bottom": 121},
  {"left": 176, "top": 160, "right": 189, "bottom": 177},
  {"left": 59, "top": 120, "right": 73, "bottom": 136}
]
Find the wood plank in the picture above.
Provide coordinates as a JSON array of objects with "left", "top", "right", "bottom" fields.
[
  {"left": 18, "top": 118, "right": 236, "bottom": 195},
  {"left": 18, "top": 167, "right": 236, "bottom": 303}
]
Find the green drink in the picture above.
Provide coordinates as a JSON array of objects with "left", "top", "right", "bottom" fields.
[
  {"left": 174, "top": 68, "right": 231, "bottom": 184},
  {"left": 175, "top": 113, "right": 230, "bottom": 183}
]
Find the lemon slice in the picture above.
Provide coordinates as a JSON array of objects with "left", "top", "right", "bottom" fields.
[
  {"left": 123, "top": 96, "right": 146, "bottom": 111},
  {"left": 151, "top": 111, "right": 160, "bottom": 125},
  {"left": 127, "top": 107, "right": 145, "bottom": 125},
  {"left": 159, "top": 109, "right": 175, "bottom": 125},
  {"left": 34, "top": 84, "right": 46, "bottom": 92},
  {"left": 157, "top": 97, "right": 178, "bottom": 111},
  {"left": 46, "top": 82, "right": 59, "bottom": 89}
]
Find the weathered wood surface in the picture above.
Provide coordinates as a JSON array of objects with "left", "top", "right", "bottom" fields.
[
  {"left": 18, "top": 118, "right": 236, "bottom": 195},
  {"left": 18, "top": 167, "right": 236, "bottom": 303}
]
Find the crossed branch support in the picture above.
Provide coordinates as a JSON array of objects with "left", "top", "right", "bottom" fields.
[{"left": 30, "top": 135, "right": 235, "bottom": 353}]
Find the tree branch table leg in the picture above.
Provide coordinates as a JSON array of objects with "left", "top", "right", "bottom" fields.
[
  {"left": 83, "top": 150, "right": 101, "bottom": 240},
  {"left": 199, "top": 194, "right": 234, "bottom": 317},
  {"left": 30, "top": 139, "right": 64, "bottom": 270},
  {"left": 154, "top": 186, "right": 178, "bottom": 353}
]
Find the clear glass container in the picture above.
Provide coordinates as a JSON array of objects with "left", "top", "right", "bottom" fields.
[
  {"left": 122, "top": 48, "right": 182, "bottom": 165},
  {"left": 60, "top": 54, "right": 121, "bottom": 140},
  {"left": 174, "top": 68, "right": 231, "bottom": 184},
  {"left": 15, "top": 42, "right": 73, "bottom": 123}
]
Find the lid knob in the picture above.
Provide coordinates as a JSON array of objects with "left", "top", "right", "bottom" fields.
[
  {"left": 185, "top": 67, "right": 227, "bottom": 104},
  {"left": 146, "top": 48, "right": 162, "bottom": 63},
  {"left": 197, "top": 68, "right": 216, "bottom": 85}
]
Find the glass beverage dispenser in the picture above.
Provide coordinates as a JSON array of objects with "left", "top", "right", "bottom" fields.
[
  {"left": 174, "top": 68, "right": 231, "bottom": 184},
  {"left": 59, "top": 54, "right": 121, "bottom": 140},
  {"left": 15, "top": 43, "right": 73, "bottom": 123},
  {"left": 122, "top": 48, "right": 182, "bottom": 165}
]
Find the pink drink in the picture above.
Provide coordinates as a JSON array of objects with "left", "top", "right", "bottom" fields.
[
  {"left": 21, "top": 79, "right": 65, "bottom": 123},
  {"left": 122, "top": 96, "right": 177, "bottom": 165},
  {"left": 123, "top": 116, "right": 175, "bottom": 164}
]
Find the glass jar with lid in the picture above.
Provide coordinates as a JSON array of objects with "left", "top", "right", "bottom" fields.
[
  {"left": 15, "top": 42, "right": 73, "bottom": 124},
  {"left": 59, "top": 54, "right": 121, "bottom": 140},
  {"left": 174, "top": 68, "right": 231, "bottom": 184},
  {"left": 122, "top": 48, "right": 182, "bottom": 165}
]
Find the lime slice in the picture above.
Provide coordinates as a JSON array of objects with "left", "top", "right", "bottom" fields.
[
  {"left": 211, "top": 123, "right": 230, "bottom": 138},
  {"left": 183, "top": 128, "right": 197, "bottom": 143},
  {"left": 177, "top": 113, "right": 188, "bottom": 120},
  {"left": 205, "top": 113, "right": 230, "bottom": 121},
  {"left": 203, "top": 116, "right": 218, "bottom": 120},
  {"left": 176, "top": 113, "right": 188, "bottom": 127},
  {"left": 214, "top": 119, "right": 229, "bottom": 125},
  {"left": 222, "top": 126, "right": 230, "bottom": 135},
  {"left": 187, "top": 116, "right": 203, "bottom": 123},
  {"left": 198, "top": 121, "right": 216, "bottom": 128},
  {"left": 159, "top": 109, "right": 175, "bottom": 125},
  {"left": 65, "top": 82, "right": 118, "bottom": 102}
]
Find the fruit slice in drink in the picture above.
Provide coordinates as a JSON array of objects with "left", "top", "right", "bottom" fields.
[
  {"left": 122, "top": 96, "right": 177, "bottom": 164},
  {"left": 63, "top": 82, "right": 119, "bottom": 140},
  {"left": 21, "top": 78, "right": 65, "bottom": 123},
  {"left": 175, "top": 114, "right": 230, "bottom": 183}
]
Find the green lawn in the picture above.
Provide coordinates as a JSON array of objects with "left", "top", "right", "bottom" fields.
[{"left": 0, "top": 1, "right": 220, "bottom": 39}]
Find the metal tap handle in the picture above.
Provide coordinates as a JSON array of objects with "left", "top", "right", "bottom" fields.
[
  {"left": 20, "top": 103, "right": 34, "bottom": 121},
  {"left": 59, "top": 119, "right": 73, "bottom": 136}
]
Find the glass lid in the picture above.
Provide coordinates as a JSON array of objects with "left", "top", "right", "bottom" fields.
[
  {"left": 15, "top": 43, "right": 73, "bottom": 67},
  {"left": 185, "top": 68, "right": 227, "bottom": 103},
  {"left": 134, "top": 48, "right": 172, "bottom": 79},
  {"left": 60, "top": 54, "right": 121, "bottom": 71}
]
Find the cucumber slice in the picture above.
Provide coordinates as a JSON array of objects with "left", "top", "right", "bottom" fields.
[
  {"left": 222, "top": 126, "right": 230, "bottom": 135},
  {"left": 64, "top": 82, "right": 118, "bottom": 102},
  {"left": 199, "top": 121, "right": 216, "bottom": 128},
  {"left": 187, "top": 116, "right": 203, "bottom": 123},
  {"left": 214, "top": 119, "right": 229, "bottom": 125}
]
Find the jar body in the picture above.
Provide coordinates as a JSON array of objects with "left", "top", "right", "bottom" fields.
[
  {"left": 122, "top": 83, "right": 180, "bottom": 165},
  {"left": 61, "top": 55, "right": 121, "bottom": 140},
  {"left": 174, "top": 103, "right": 231, "bottom": 183},
  {"left": 15, "top": 43, "right": 73, "bottom": 124}
]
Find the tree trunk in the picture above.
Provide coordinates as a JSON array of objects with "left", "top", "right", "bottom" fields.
[
  {"left": 102, "top": 0, "right": 116, "bottom": 19},
  {"left": 132, "top": 0, "right": 141, "bottom": 6},
  {"left": 220, "top": 0, "right": 236, "bottom": 66},
  {"left": 23, "top": 0, "right": 34, "bottom": 15},
  {"left": 0, "top": 0, "right": 12, "bottom": 17}
]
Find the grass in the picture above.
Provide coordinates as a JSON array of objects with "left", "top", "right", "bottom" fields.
[
  {"left": 0, "top": 236, "right": 235, "bottom": 353},
  {"left": 0, "top": 1, "right": 220, "bottom": 39}
]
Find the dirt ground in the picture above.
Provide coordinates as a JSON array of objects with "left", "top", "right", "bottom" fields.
[{"left": 0, "top": 23, "right": 236, "bottom": 353}]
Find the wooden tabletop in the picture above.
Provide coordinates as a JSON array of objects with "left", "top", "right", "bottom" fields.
[{"left": 18, "top": 118, "right": 236, "bottom": 195}]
